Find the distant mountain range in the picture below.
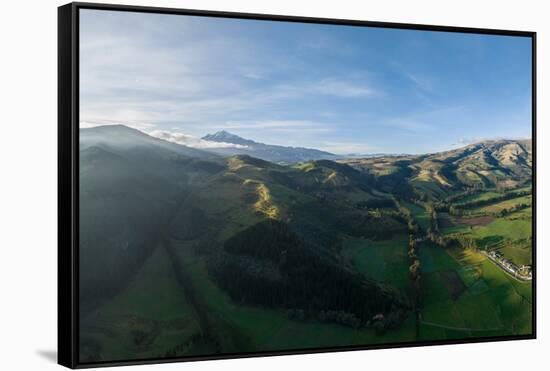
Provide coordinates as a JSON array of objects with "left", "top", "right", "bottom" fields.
[
  {"left": 81, "top": 125, "right": 532, "bottom": 197},
  {"left": 201, "top": 130, "right": 337, "bottom": 163},
  {"left": 342, "top": 138, "right": 532, "bottom": 198}
]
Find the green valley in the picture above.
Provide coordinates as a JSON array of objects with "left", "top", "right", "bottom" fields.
[{"left": 79, "top": 126, "right": 533, "bottom": 362}]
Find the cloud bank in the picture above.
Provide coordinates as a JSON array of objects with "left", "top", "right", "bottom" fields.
[{"left": 149, "top": 130, "right": 248, "bottom": 149}]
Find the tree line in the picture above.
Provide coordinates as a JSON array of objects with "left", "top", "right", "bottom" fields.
[{"left": 207, "top": 219, "right": 409, "bottom": 330}]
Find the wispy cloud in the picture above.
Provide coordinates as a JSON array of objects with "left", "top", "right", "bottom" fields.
[
  {"left": 389, "top": 59, "right": 437, "bottom": 95},
  {"left": 404, "top": 72, "right": 435, "bottom": 94},
  {"left": 79, "top": 9, "right": 532, "bottom": 154},
  {"left": 149, "top": 130, "right": 247, "bottom": 149},
  {"left": 79, "top": 9, "right": 380, "bottom": 141}
]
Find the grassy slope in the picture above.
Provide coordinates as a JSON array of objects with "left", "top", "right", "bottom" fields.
[
  {"left": 79, "top": 246, "right": 202, "bottom": 362},
  {"left": 472, "top": 218, "right": 531, "bottom": 242},
  {"left": 419, "top": 191, "right": 532, "bottom": 339},
  {"left": 342, "top": 235, "right": 410, "bottom": 289},
  {"left": 476, "top": 195, "right": 532, "bottom": 213},
  {"left": 80, "top": 138, "right": 533, "bottom": 361},
  {"left": 171, "top": 240, "right": 417, "bottom": 352},
  {"left": 472, "top": 215, "right": 532, "bottom": 266},
  {"left": 80, "top": 156, "right": 417, "bottom": 360},
  {"left": 458, "top": 191, "right": 503, "bottom": 204},
  {"left": 417, "top": 244, "right": 532, "bottom": 341}
]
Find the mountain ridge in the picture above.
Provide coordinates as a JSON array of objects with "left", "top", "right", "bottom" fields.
[
  {"left": 341, "top": 138, "right": 532, "bottom": 199},
  {"left": 202, "top": 130, "right": 256, "bottom": 146},
  {"left": 201, "top": 130, "right": 337, "bottom": 164},
  {"left": 80, "top": 124, "right": 217, "bottom": 160}
]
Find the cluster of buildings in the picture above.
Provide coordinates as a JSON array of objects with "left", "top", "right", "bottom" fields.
[{"left": 487, "top": 250, "right": 532, "bottom": 280}]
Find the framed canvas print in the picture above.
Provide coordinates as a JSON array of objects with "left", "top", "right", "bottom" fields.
[{"left": 58, "top": 2, "right": 536, "bottom": 368}]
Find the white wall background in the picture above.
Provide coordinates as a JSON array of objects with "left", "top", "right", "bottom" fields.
[{"left": 0, "top": 0, "right": 546, "bottom": 369}]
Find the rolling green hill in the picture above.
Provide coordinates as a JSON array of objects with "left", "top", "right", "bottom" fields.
[{"left": 79, "top": 127, "right": 532, "bottom": 362}]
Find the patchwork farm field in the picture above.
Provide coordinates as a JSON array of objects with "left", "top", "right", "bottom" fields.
[
  {"left": 438, "top": 189, "right": 533, "bottom": 266},
  {"left": 418, "top": 244, "right": 532, "bottom": 340},
  {"left": 393, "top": 185, "right": 535, "bottom": 342},
  {"left": 475, "top": 195, "right": 532, "bottom": 213}
]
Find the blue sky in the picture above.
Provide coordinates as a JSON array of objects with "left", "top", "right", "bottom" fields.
[{"left": 80, "top": 9, "right": 532, "bottom": 154}]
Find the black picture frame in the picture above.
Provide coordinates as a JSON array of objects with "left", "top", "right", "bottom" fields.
[{"left": 58, "top": 2, "right": 537, "bottom": 368}]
